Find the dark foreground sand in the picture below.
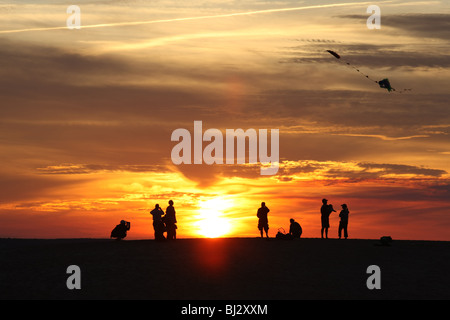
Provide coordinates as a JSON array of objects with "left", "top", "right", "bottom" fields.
[{"left": 1, "top": 237, "right": 449, "bottom": 300}]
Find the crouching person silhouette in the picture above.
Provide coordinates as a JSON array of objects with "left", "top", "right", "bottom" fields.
[
  {"left": 111, "top": 220, "right": 131, "bottom": 240},
  {"left": 289, "top": 218, "right": 302, "bottom": 239}
]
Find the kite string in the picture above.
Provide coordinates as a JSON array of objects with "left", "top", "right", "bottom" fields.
[
  {"left": 343, "top": 60, "right": 378, "bottom": 84},
  {"left": 342, "top": 61, "right": 411, "bottom": 93},
  {"left": 325, "top": 50, "right": 412, "bottom": 93}
]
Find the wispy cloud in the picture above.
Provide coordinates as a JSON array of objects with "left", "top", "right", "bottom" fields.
[
  {"left": 340, "top": 13, "right": 450, "bottom": 40},
  {"left": 333, "top": 133, "right": 429, "bottom": 141},
  {"left": 0, "top": 1, "right": 383, "bottom": 34},
  {"left": 36, "top": 164, "right": 172, "bottom": 174}
]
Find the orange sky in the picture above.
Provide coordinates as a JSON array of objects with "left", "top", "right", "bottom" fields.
[{"left": 0, "top": 1, "right": 449, "bottom": 241}]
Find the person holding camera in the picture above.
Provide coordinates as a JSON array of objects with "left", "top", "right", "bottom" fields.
[
  {"left": 110, "top": 220, "right": 131, "bottom": 240},
  {"left": 320, "top": 198, "right": 336, "bottom": 239},
  {"left": 150, "top": 204, "right": 166, "bottom": 241}
]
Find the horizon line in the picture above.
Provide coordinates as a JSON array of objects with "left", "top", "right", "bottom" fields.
[{"left": 1, "top": 236, "right": 447, "bottom": 242}]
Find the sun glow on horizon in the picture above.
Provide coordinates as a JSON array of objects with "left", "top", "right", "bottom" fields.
[{"left": 195, "top": 197, "right": 234, "bottom": 238}]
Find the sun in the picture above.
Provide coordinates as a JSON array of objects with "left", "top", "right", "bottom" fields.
[{"left": 195, "top": 198, "right": 233, "bottom": 238}]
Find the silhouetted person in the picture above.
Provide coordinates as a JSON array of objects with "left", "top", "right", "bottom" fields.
[
  {"left": 257, "top": 202, "right": 270, "bottom": 238},
  {"left": 150, "top": 204, "right": 166, "bottom": 241},
  {"left": 110, "top": 220, "right": 130, "bottom": 240},
  {"left": 320, "top": 198, "right": 335, "bottom": 238},
  {"left": 338, "top": 204, "right": 349, "bottom": 239},
  {"left": 164, "top": 200, "right": 177, "bottom": 240},
  {"left": 289, "top": 218, "right": 302, "bottom": 238}
]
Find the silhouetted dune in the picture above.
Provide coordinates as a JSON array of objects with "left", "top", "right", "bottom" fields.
[{"left": 1, "top": 237, "right": 449, "bottom": 300}]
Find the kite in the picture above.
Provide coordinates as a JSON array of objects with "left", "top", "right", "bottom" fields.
[
  {"left": 377, "top": 78, "right": 393, "bottom": 92},
  {"left": 326, "top": 50, "right": 410, "bottom": 93},
  {"left": 326, "top": 50, "right": 340, "bottom": 59}
]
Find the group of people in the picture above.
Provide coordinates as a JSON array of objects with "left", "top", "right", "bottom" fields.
[
  {"left": 110, "top": 200, "right": 178, "bottom": 241},
  {"left": 320, "top": 198, "right": 349, "bottom": 239},
  {"left": 111, "top": 198, "right": 349, "bottom": 240},
  {"left": 257, "top": 202, "right": 302, "bottom": 240},
  {"left": 149, "top": 200, "right": 178, "bottom": 241},
  {"left": 257, "top": 199, "right": 350, "bottom": 240}
]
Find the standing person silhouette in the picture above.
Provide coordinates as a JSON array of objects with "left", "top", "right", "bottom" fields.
[
  {"left": 320, "top": 198, "right": 336, "bottom": 239},
  {"left": 338, "top": 204, "right": 350, "bottom": 239},
  {"left": 150, "top": 204, "right": 165, "bottom": 241},
  {"left": 257, "top": 202, "right": 270, "bottom": 238},
  {"left": 165, "top": 200, "right": 177, "bottom": 240}
]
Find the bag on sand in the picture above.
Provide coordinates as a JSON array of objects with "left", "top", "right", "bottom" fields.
[{"left": 276, "top": 228, "right": 293, "bottom": 240}]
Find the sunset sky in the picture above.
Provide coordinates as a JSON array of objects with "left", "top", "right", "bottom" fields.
[{"left": 0, "top": 0, "right": 449, "bottom": 240}]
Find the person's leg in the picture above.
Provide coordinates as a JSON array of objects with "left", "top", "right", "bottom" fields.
[
  {"left": 156, "top": 223, "right": 165, "bottom": 240},
  {"left": 153, "top": 222, "right": 158, "bottom": 240}
]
